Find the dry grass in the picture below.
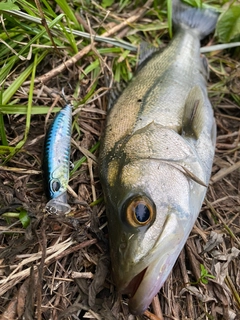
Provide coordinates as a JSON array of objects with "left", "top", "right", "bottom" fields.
[{"left": 0, "top": 1, "right": 240, "bottom": 319}]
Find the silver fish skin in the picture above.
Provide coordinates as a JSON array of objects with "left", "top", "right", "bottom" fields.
[
  {"left": 99, "top": 3, "right": 218, "bottom": 315},
  {"left": 43, "top": 104, "right": 72, "bottom": 215}
]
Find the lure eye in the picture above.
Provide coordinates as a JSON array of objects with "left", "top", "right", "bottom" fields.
[
  {"left": 125, "top": 196, "right": 155, "bottom": 227},
  {"left": 50, "top": 179, "right": 61, "bottom": 192}
]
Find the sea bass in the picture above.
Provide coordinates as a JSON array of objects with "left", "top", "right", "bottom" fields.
[
  {"left": 99, "top": 3, "right": 218, "bottom": 315},
  {"left": 43, "top": 104, "right": 72, "bottom": 215}
]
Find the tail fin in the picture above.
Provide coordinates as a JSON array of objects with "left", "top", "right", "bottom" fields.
[{"left": 172, "top": 0, "right": 218, "bottom": 39}]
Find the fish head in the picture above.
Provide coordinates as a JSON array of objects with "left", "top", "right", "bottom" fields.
[{"left": 103, "top": 155, "right": 205, "bottom": 314}]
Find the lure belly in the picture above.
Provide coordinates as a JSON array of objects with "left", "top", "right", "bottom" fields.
[{"left": 43, "top": 104, "right": 72, "bottom": 215}]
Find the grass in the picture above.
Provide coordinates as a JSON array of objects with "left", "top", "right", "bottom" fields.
[{"left": 0, "top": 0, "right": 240, "bottom": 319}]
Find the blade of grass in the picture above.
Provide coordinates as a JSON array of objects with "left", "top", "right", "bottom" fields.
[
  {"left": 24, "top": 49, "right": 37, "bottom": 140},
  {"left": 2, "top": 10, "right": 137, "bottom": 51},
  {"left": 55, "top": 0, "right": 79, "bottom": 27},
  {"left": 62, "top": 16, "right": 78, "bottom": 54},
  {"left": 225, "top": 275, "right": 240, "bottom": 309},
  {"left": 41, "top": 0, "right": 58, "bottom": 17},
  {"left": 167, "top": 0, "right": 172, "bottom": 38},
  {"left": 0, "top": 87, "right": 8, "bottom": 146},
  {"left": 3, "top": 49, "right": 38, "bottom": 163},
  {"left": 4, "top": 9, "right": 240, "bottom": 55},
  {"left": 71, "top": 141, "right": 100, "bottom": 176},
  {"left": 0, "top": 114, "right": 8, "bottom": 146},
  {"left": 0, "top": 13, "right": 65, "bottom": 85},
  {"left": 2, "top": 51, "right": 47, "bottom": 105},
  {"left": 201, "top": 42, "right": 240, "bottom": 53},
  {"left": 80, "top": 59, "right": 100, "bottom": 80},
  {"left": 0, "top": 105, "right": 61, "bottom": 114},
  {"left": 0, "top": 146, "right": 16, "bottom": 154},
  {"left": 34, "top": 0, "right": 59, "bottom": 51},
  {"left": 89, "top": 197, "right": 104, "bottom": 207},
  {"left": 0, "top": 34, "right": 26, "bottom": 60}
]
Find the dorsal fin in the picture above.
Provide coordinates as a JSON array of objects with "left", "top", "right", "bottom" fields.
[
  {"left": 107, "top": 42, "right": 160, "bottom": 109},
  {"left": 137, "top": 41, "right": 159, "bottom": 67},
  {"left": 182, "top": 86, "right": 205, "bottom": 139},
  {"left": 107, "top": 80, "right": 128, "bottom": 110}
]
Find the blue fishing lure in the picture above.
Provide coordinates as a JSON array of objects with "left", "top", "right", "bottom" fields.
[{"left": 43, "top": 104, "right": 72, "bottom": 214}]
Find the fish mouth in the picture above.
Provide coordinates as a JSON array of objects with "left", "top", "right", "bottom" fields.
[
  {"left": 122, "top": 267, "right": 148, "bottom": 298},
  {"left": 122, "top": 256, "right": 170, "bottom": 315},
  {"left": 118, "top": 213, "right": 189, "bottom": 315}
]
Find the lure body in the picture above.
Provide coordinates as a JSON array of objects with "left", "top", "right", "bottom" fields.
[{"left": 43, "top": 104, "right": 72, "bottom": 214}]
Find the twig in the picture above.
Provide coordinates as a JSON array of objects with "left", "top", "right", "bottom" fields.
[
  {"left": 34, "top": 0, "right": 153, "bottom": 84},
  {"left": 0, "top": 238, "right": 97, "bottom": 296},
  {"left": 225, "top": 275, "right": 240, "bottom": 309},
  {"left": 88, "top": 158, "right": 96, "bottom": 202},
  {"left": 34, "top": 0, "right": 58, "bottom": 51},
  {"left": 36, "top": 217, "right": 47, "bottom": 320},
  {"left": 151, "top": 295, "right": 164, "bottom": 320},
  {"left": 71, "top": 271, "right": 94, "bottom": 279},
  {"left": 178, "top": 249, "right": 194, "bottom": 319},
  {"left": 215, "top": 113, "right": 240, "bottom": 121},
  {"left": 46, "top": 238, "right": 98, "bottom": 264},
  {"left": 75, "top": 13, "right": 96, "bottom": 35},
  {"left": 0, "top": 166, "right": 41, "bottom": 174},
  {"left": 144, "top": 309, "right": 162, "bottom": 320},
  {"left": 210, "top": 160, "right": 240, "bottom": 184}
]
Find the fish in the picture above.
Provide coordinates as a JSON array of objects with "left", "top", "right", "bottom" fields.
[
  {"left": 99, "top": 2, "right": 218, "bottom": 315},
  {"left": 43, "top": 104, "right": 72, "bottom": 215}
]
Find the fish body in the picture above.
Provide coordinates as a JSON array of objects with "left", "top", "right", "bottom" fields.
[
  {"left": 99, "top": 4, "right": 218, "bottom": 315},
  {"left": 43, "top": 104, "right": 72, "bottom": 215}
]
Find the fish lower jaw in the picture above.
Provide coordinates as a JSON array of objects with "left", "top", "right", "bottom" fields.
[
  {"left": 117, "top": 257, "right": 165, "bottom": 315},
  {"left": 116, "top": 214, "right": 189, "bottom": 314},
  {"left": 128, "top": 259, "right": 173, "bottom": 315},
  {"left": 118, "top": 244, "right": 182, "bottom": 315}
]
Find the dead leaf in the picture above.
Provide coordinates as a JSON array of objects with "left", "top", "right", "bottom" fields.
[
  {"left": 180, "top": 286, "right": 217, "bottom": 303},
  {"left": 203, "top": 231, "right": 224, "bottom": 253},
  {"left": 214, "top": 247, "right": 240, "bottom": 285},
  {"left": 88, "top": 254, "right": 110, "bottom": 307}
]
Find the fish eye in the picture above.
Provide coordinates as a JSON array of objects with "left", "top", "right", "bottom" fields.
[
  {"left": 125, "top": 196, "right": 155, "bottom": 227},
  {"left": 50, "top": 179, "right": 61, "bottom": 192}
]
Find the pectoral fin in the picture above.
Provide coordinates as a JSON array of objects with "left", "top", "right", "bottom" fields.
[{"left": 182, "top": 86, "right": 206, "bottom": 139}]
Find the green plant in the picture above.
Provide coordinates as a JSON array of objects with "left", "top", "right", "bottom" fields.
[
  {"left": 2, "top": 207, "right": 31, "bottom": 229},
  {"left": 199, "top": 264, "right": 215, "bottom": 284}
]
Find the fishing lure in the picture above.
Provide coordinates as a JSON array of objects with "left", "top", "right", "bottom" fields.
[{"left": 43, "top": 104, "right": 72, "bottom": 215}]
